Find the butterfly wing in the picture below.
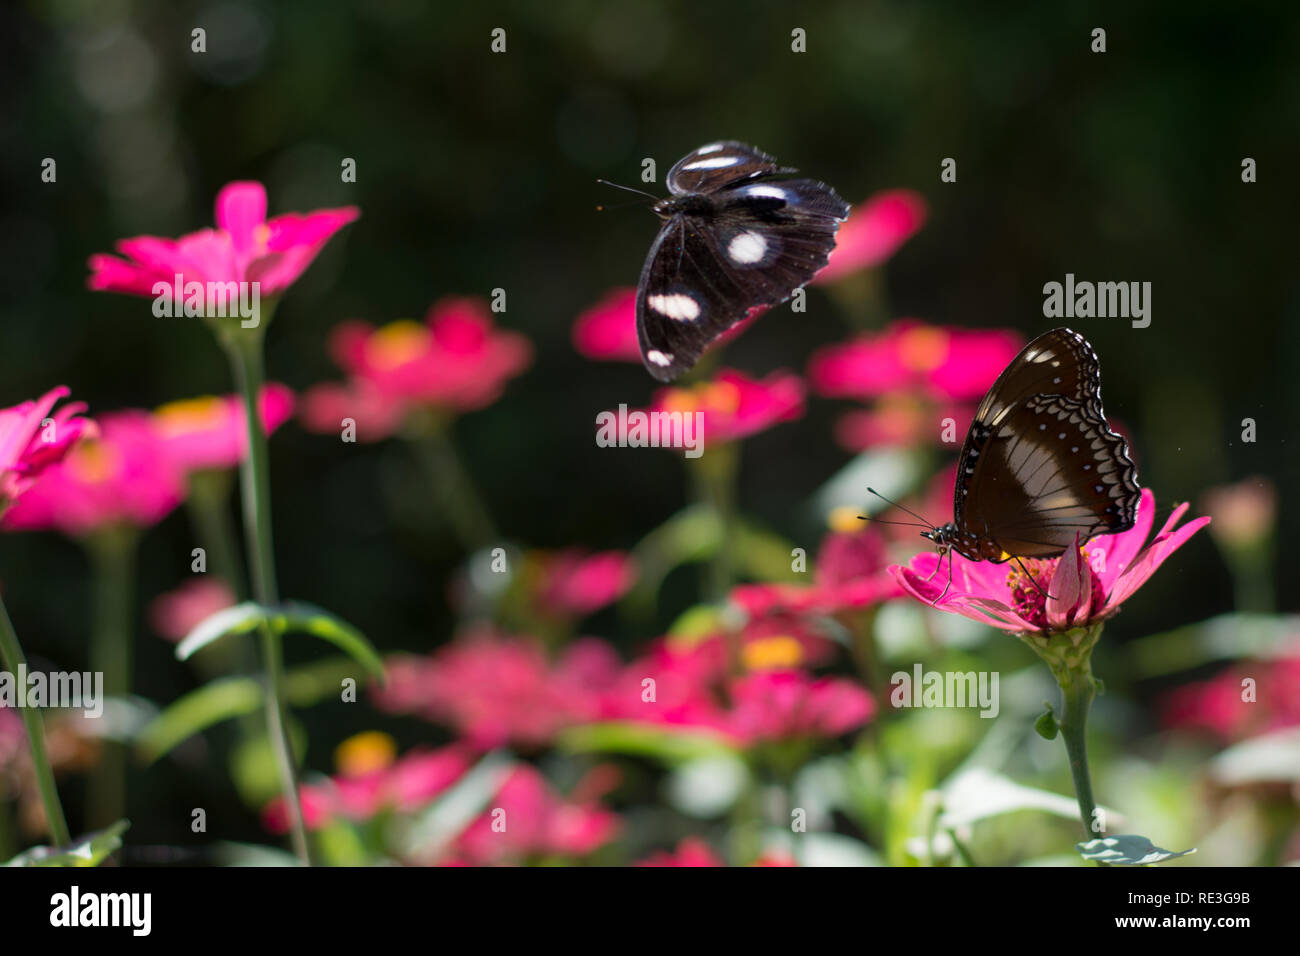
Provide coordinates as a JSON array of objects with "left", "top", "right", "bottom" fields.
[
  {"left": 665, "top": 141, "right": 795, "bottom": 195},
  {"left": 954, "top": 390, "right": 1140, "bottom": 559},
  {"left": 635, "top": 178, "right": 849, "bottom": 381},
  {"left": 970, "top": 327, "right": 1104, "bottom": 428}
]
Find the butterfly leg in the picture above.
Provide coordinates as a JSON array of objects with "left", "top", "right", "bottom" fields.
[{"left": 932, "top": 550, "right": 955, "bottom": 606}]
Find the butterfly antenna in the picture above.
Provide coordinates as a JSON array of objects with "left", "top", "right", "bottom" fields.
[
  {"left": 595, "top": 179, "right": 659, "bottom": 200},
  {"left": 864, "top": 487, "right": 935, "bottom": 529},
  {"left": 1012, "top": 555, "right": 1055, "bottom": 601}
]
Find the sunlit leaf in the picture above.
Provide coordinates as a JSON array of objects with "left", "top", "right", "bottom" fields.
[
  {"left": 3, "top": 821, "right": 129, "bottom": 867},
  {"left": 1211, "top": 727, "right": 1300, "bottom": 785},
  {"left": 560, "top": 720, "right": 737, "bottom": 764},
  {"left": 1076, "top": 834, "right": 1196, "bottom": 865},
  {"left": 175, "top": 602, "right": 269, "bottom": 661},
  {"left": 273, "top": 602, "right": 385, "bottom": 682},
  {"left": 135, "top": 677, "right": 262, "bottom": 764}
]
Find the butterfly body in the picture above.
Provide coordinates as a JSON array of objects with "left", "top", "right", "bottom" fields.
[
  {"left": 923, "top": 328, "right": 1140, "bottom": 566},
  {"left": 633, "top": 141, "right": 849, "bottom": 381}
]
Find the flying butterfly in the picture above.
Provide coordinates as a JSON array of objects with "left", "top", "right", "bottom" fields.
[
  {"left": 872, "top": 328, "right": 1141, "bottom": 598},
  {"left": 620, "top": 141, "right": 849, "bottom": 382}
]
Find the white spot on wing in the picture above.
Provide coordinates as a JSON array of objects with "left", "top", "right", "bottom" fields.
[
  {"left": 647, "top": 350, "right": 673, "bottom": 367},
  {"left": 646, "top": 293, "right": 701, "bottom": 321},
  {"left": 682, "top": 156, "right": 741, "bottom": 170},
  {"left": 696, "top": 143, "right": 725, "bottom": 154},
  {"left": 745, "top": 185, "right": 786, "bottom": 200},
  {"left": 727, "top": 231, "right": 767, "bottom": 265}
]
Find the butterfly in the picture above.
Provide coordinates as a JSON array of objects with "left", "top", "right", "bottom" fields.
[
  {"left": 630, "top": 141, "right": 849, "bottom": 382},
  {"left": 873, "top": 328, "right": 1140, "bottom": 597}
]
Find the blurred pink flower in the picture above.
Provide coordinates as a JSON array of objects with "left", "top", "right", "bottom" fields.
[
  {"left": 373, "top": 634, "right": 621, "bottom": 749},
  {"left": 153, "top": 384, "right": 294, "bottom": 475},
  {"left": 298, "top": 380, "right": 408, "bottom": 443},
  {"left": 451, "top": 764, "right": 619, "bottom": 865},
  {"left": 832, "top": 392, "right": 974, "bottom": 452},
  {"left": 731, "top": 522, "right": 902, "bottom": 617},
  {"left": 88, "top": 181, "right": 358, "bottom": 300},
  {"left": 727, "top": 670, "right": 875, "bottom": 742},
  {"left": 636, "top": 837, "right": 725, "bottom": 867},
  {"left": 1161, "top": 652, "right": 1300, "bottom": 742},
  {"left": 890, "top": 490, "right": 1210, "bottom": 634},
  {"left": 263, "top": 743, "right": 473, "bottom": 833},
  {"left": 808, "top": 320, "right": 1023, "bottom": 402},
  {"left": 572, "top": 287, "right": 640, "bottom": 362},
  {"left": 813, "top": 189, "right": 927, "bottom": 283},
  {"left": 149, "top": 578, "right": 237, "bottom": 642},
  {"left": 2, "top": 410, "right": 185, "bottom": 536},
  {"left": 329, "top": 298, "right": 532, "bottom": 409},
  {"left": 534, "top": 549, "right": 636, "bottom": 618},
  {"left": 302, "top": 298, "right": 532, "bottom": 440},
  {"left": 1199, "top": 476, "right": 1276, "bottom": 551},
  {"left": 641, "top": 368, "right": 804, "bottom": 444},
  {"left": 0, "top": 387, "right": 97, "bottom": 510}
]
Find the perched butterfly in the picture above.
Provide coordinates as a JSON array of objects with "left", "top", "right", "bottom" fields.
[
  {"left": 872, "top": 328, "right": 1140, "bottom": 596},
  {"left": 628, "top": 141, "right": 849, "bottom": 382}
]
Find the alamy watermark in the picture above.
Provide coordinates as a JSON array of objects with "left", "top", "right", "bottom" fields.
[
  {"left": 890, "top": 663, "right": 999, "bottom": 718},
  {"left": 151, "top": 275, "right": 261, "bottom": 328},
  {"left": 1042, "top": 273, "right": 1150, "bottom": 328},
  {"left": 0, "top": 665, "right": 103, "bottom": 718},
  {"left": 595, "top": 403, "right": 704, "bottom": 458}
]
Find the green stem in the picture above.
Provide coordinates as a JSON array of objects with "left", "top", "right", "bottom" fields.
[
  {"left": 1055, "top": 662, "right": 1103, "bottom": 844},
  {"left": 0, "top": 595, "right": 71, "bottom": 846},
  {"left": 86, "top": 525, "right": 138, "bottom": 830},
  {"left": 224, "top": 331, "right": 312, "bottom": 866},
  {"left": 690, "top": 440, "right": 739, "bottom": 605},
  {"left": 186, "top": 468, "right": 248, "bottom": 601},
  {"left": 410, "top": 420, "right": 497, "bottom": 552}
]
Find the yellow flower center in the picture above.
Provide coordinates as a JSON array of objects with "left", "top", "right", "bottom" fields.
[
  {"left": 742, "top": 635, "right": 804, "bottom": 671},
  {"left": 68, "top": 440, "right": 121, "bottom": 485},
  {"left": 334, "top": 731, "right": 397, "bottom": 778},
  {"left": 898, "top": 327, "right": 950, "bottom": 373},
  {"left": 366, "top": 320, "right": 431, "bottom": 370},
  {"left": 154, "top": 396, "right": 227, "bottom": 438}
]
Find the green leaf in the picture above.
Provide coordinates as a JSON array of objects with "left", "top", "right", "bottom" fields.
[
  {"left": 176, "top": 601, "right": 384, "bottom": 683},
  {"left": 397, "top": 751, "right": 514, "bottom": 858},
  {"left": 3, "top": 821, "right": 130, "bottom": 867},
  {"left": 135, "top": 677, "right": 263, "bottom": 764},
  {"left": 1034, "top": 710, "right": 1059, "bottom": 741},
  {"left": 273, "top": 602, "right": 385, "bottom": 682},
  {"left": 1126, "top": 612, "right": 1300, "bottom": 678},
  {"left": 175, "top": 602, "right": 269, "bottom": 661},
  {"left": 1076, "top": 835, "right": 1196, "bottom": 866},
  {"left": 938, "top": 767, "right": 1123, "bottom": 829},
  {"left": 1211, "top": 726, "right": 1300, "bottom": 785},
  {"left": 560, "top": 721, "right": 737, "bottom": 764}
]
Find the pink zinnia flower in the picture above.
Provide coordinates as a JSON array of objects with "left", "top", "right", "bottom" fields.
[
  {"left": 731, "top": 520, "right": 902, "bottom": 617},
  {"left": 832, "top": 392, "right": 974, "bottom": 452},
  {"left": 0, "top": 387, "right": 97, "bottom": 511},
  {"left": 533, "top": 549, "right": 636, "bottom": 618},
  {"left": 808, "top": 320, "right": 1023, "bottom": 402},
  {"left": 1161, "top": 651, "right": 1300, "bottom": 742},
  {"left": 572, "top": 287, "right": 641, "bottom": 362},
  {"left": 2, "top": 410, "right": 186, "bottom": 536},
  {"left": 302, "top": 298, "right": 532, "bottom": 440},
  {"left": 88, "top": 181, "right": 358, "bottom": 301},
  {"left": 636, "top": 837, "right": 725, "bottom": 867},
  {"left": 451, "top": 764, "right": 619, "bottom": 864},
  {"left": 373, "top": 634, "right": 621, "bottom": 749},
  {"left": 726, "top": 670, "right": 875, "bottom": 742},
  {"left": 149, "top": 578, "right": 238, "bottom": 642},
  {"left": 889, "top": 490, "right": 1210, "bottom": 634},
  {"left": 813, "top": 189, "right": 927, "bottom": 283},
  {"left": 263, "top": 742, "right": 473, "bottom": 833},
  {"left": 635, "top": 368, "right": 804, "bottom": 445},
  {"left": 153, "top": 384, "right": 294, "bottom": 475}
]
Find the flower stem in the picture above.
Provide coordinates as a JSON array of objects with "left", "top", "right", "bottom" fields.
[
  {"left": 225, "top": 331, "right": 312, "bottom": 866},
  {"left": 86, "top": 525, "right": 138, "bottom": 830},
  {"left": 1055, "top": 661, "right": 1101, "bottom": 840},
  {"left": 410, "top": 422, "right": 498, "bottom": 552},
  {"left": 0, "top": 595, "right": 71, "bottom": 847},
  {"left": 690, "top": 440, "right": 739, "bottom": 605}
]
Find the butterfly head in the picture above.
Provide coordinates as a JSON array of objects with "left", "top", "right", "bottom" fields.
[
  {"left": 921, "top": 524, "right": 954, "bottom": 557},
  {"left": 653, "top": 194, "right": 714, "bottom": 219}
]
